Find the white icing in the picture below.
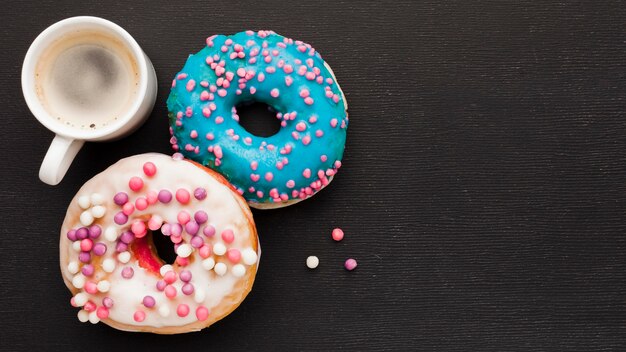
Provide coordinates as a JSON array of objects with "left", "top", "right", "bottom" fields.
[{"left": 61, "top": 154, "right": 259, "bottom": 329}]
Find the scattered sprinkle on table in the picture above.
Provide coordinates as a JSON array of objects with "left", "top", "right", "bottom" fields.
[
  {"left": 332, "top": 228, "right": 344, "bottom": 241},
  {"left": 344, "top": 258, "right": 357, "bottom": 271},
  {"left": 306, "top": 256, "right": 319, "bottom": 269}
]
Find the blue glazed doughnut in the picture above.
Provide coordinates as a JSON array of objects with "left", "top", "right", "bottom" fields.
[{"left": 167, "top": 30, "right": 348, "bottom": 209}]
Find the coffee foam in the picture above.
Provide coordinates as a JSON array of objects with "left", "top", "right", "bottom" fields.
[{"left": 35, "top": 30, "right": 140, "bottom": 130}]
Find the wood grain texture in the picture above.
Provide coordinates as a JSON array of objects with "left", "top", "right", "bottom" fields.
[{"left": 1, "top": 1, "right": 625, "bottom": 351}]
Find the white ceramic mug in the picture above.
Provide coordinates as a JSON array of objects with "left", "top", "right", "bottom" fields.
[{"left": 22, "top": 16, "right": 157, "bottom": 185}]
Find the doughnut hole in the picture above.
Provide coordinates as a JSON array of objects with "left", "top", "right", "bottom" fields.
[
  {"left": 130, "top": 224, "right": 177, "bottom": 274},
  {"left": 235, "top": 102, "right": 281, "bottom": 137}
]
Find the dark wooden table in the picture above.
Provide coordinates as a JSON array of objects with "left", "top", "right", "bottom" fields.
[{"left": 1, "top": 1, "right": 625, "bottom": 351}]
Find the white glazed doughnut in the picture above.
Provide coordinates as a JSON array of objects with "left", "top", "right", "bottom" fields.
[{"left": 59, "top": 153, "right": 259, "bottom": 334}]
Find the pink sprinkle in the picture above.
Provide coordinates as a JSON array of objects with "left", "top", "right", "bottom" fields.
[
  {"left": 196, "top": 306, "right": 210, "bottom": 321},
  {"left": 250, "top": 174, "right": 260, "bottom": 182},
  {"left": 176, "top": 189, "right": 191, "bottom": 204},
  {"left": 250, "top": 86, "right": 257, "bottom": 94},
  {"left": 96, "top": 307, "right": 109, "bottom": 319},
  {"left": 186, "top": 79, "right": 196, "bottom": 91},
  {"left": 304, "top": 97, "right": 314, "bottom": 105},
  {"left": 266, "top": 66, "right": 276, "bottom": 73},
  {"left": 276, "top": 161, "right": 284, "bottom": 170},
  {"left": 221, "top": 229, "right": 235, "bottom": 243},
  {"left": 321, "top": 155, "right": 328, "bottom": 162},
  {"left": 330, "top": 118, "right": 338, "bottom": 127},
  {"left": 200, "top": 91, "right": 210, "bottom": 101},
  {"left": 177, "top": 304, "right": 190, "bottom": 317},
  {"left": 206, "top": 132, "right": 214, "bottom": 140},
  {"left": 135, "top": 197, "right": 148, "bottom": 211},
  {"left": 177, "top": 210, "right": 190, "bottom": 225},
  {"left": 218, "top": 89, "right": 227, "bottom": 97},
  {"left": 332, "top": 228, "right": 344, "bottom": 241},
  {"left": 148, "top": 215, "right": 163, "bottom": 231},
  {"left": 122, "top": 202, "right": 134, "bottom": 216},
  {"left": 146, "top": 191, "right": 158, "bottom": 205},
  {"left": 256, "top": 191, "right": 264, "bottom": 198},
  {"left": 227, "top": 248, "right": 241, "bottom": 263},
  {"left": 199, "top": 244, "right": 212, "bottom": 258},
  {"left": 165, "top": 285, "right": 177, "bottom": 299},
  {"left": 214, "top": 145, "right": 223, "bottom": 158},
  {"left": 257, "top": 72, "right": 265, "bottom": 82},
  {"left": 133, "top": 310, "right": 146, "bottom": 322},
  {"left": 177, "top": 73, "right": 188, "bottom": 80},
  {"left": 200, "top": 80, "right": 209, "bottom": 87},
  {"left": 303, "top": 168, "right": 311, "bottom": 178},
  {"left": 297, "top": 45, "right": 307, "bottom": 52},
  {"left": 202, "top": 107, "right": 212, "bottom": 117},
  {"left": 305, "top": 72, "right": 316, "bottom": 80},
  {"left": 265, "top": 172, "right": 274, "bottom": 182},
  {"left": 143, "top": 162, "right": 157, "bottom": 176},
  {"left": 285, "top": 76, "right": 293, "bottom": 86},
  {"left": 190, "top": 130, "right": 198, "bottom": 139},
  {"left": 286, "top": 180, "right": 295, "bottom": 188},
  {"left": 129, "top": 177, "right": 144, "bottom": 192},
  {"left": 250, "top": 161, "right": 258, "bottom": 170},
  {"left": 309, "top": 116, "right": 318, "bottom": 123},
  {"left": 84, "top": 281, "right": 97, "bottom": 294},
  {"left": 316, "top": 130, "right": 324, "bottom": 138},
  {"left": 131, "top": 221, "right": 146, "bottom": 237},
  {"left": 296, "top": 122, "right": 307, "bottom": 131},
  {"left": 270, "top": 88, "right": 280, "bottom": 98},
  {"left": 299, "top": 89, "right": 310, "bottom": 98},
  {"left": 302, "top": 135, "right": 311, "bottom": 145},
  {"left": 84, "top": 301, "right": 96, "bottom": 312},
  {"left": 215, "top": 116, "right": 224, "bottom": 124},
  {"left": 284, "top": 64, "right": 294, "bottom": 73},
  {"left": 236, "top": 68, "right": 246, "bottom": 77},
  {"left": 80, "top": 238, "right": 93, "bottom": 252},
  {"left": 344, "top": 258, "right": 358, "bottom": 271},
  {"left": 215, "top": 66, "right": 225, "bottom": 76}
]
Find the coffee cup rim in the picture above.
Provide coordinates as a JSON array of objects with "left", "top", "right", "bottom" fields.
[{"left": 21, "top": 16, "right": 149, "bottom": 140}]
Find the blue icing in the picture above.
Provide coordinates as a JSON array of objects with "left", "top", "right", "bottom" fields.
[{"left": 167, "top": 30, "right": 348, "bottom": 205}]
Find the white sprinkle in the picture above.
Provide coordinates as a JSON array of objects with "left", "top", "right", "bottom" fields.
[
  {"left": 118, "top": 251, "right": 131, "bottom": 264},
  {"left": 67, "top": 261, "right": 79, "bottom": 274},
  {"left": 79, "top": 211, "right": 94, "bottom": 226},
  {"left": 202, "top": 258, "right": 215, "bottom": 270},
  {"left": 232, "top": 264, "right": 246, "bottom": 277},
  {"left": 91, "top": 205, "right": 106, "bottom": 218},
  {"left": 214, "top": 262, "right": 227, "bottom": 276},
  {"left": 160, "top": 264, "right": 174, "bottom": 276},
  {"left": 72, "top": 241, "right": 82, "bottom": 252},
  {"left": 242, "top": 248, "right": 258, "bottom": 265},
  {"left": 194, "top": 288, "right": 206, "bottom": 303},
  {"left": 73, "top": 292, "right": 88, "bottom": 307},
  {"left": 104, "top": 227, "right": 118, "bottom": 242},
  {"left": 176, "top": 244, "right": 193, "bottom": 258},
  {"left": 97, "top": 280, "right": 111, "bottom": 292},
  {"left": 90, "top": 193, "right": 104, "bottom": 205},
  {"left": 306, "top": 256, "right": 319, "bottom": 269},
  {"left": 88, "top": 311, "right": 100, "bottom": 324},
  {"left": 213, "top": 242, "right": 227, "bottom": 256},
  {"left": 158, "top": 305, "right": 170, "bottom": 317},
  {"left": 72, "top": 274, "right": 85, "bottom": 289},
  {"left": 102, "top": 259, "right": 116, "bottom": 273},
  {"left": 77, "top": 195, "right": 91, "bottom": 209},
  {"left": 77, "top": 310, "right": 89, "bottom": 323}
]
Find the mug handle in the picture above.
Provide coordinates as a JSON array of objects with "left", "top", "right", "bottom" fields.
[{"left": 39, "top": 135, "right": 84, "bottom": 185}]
